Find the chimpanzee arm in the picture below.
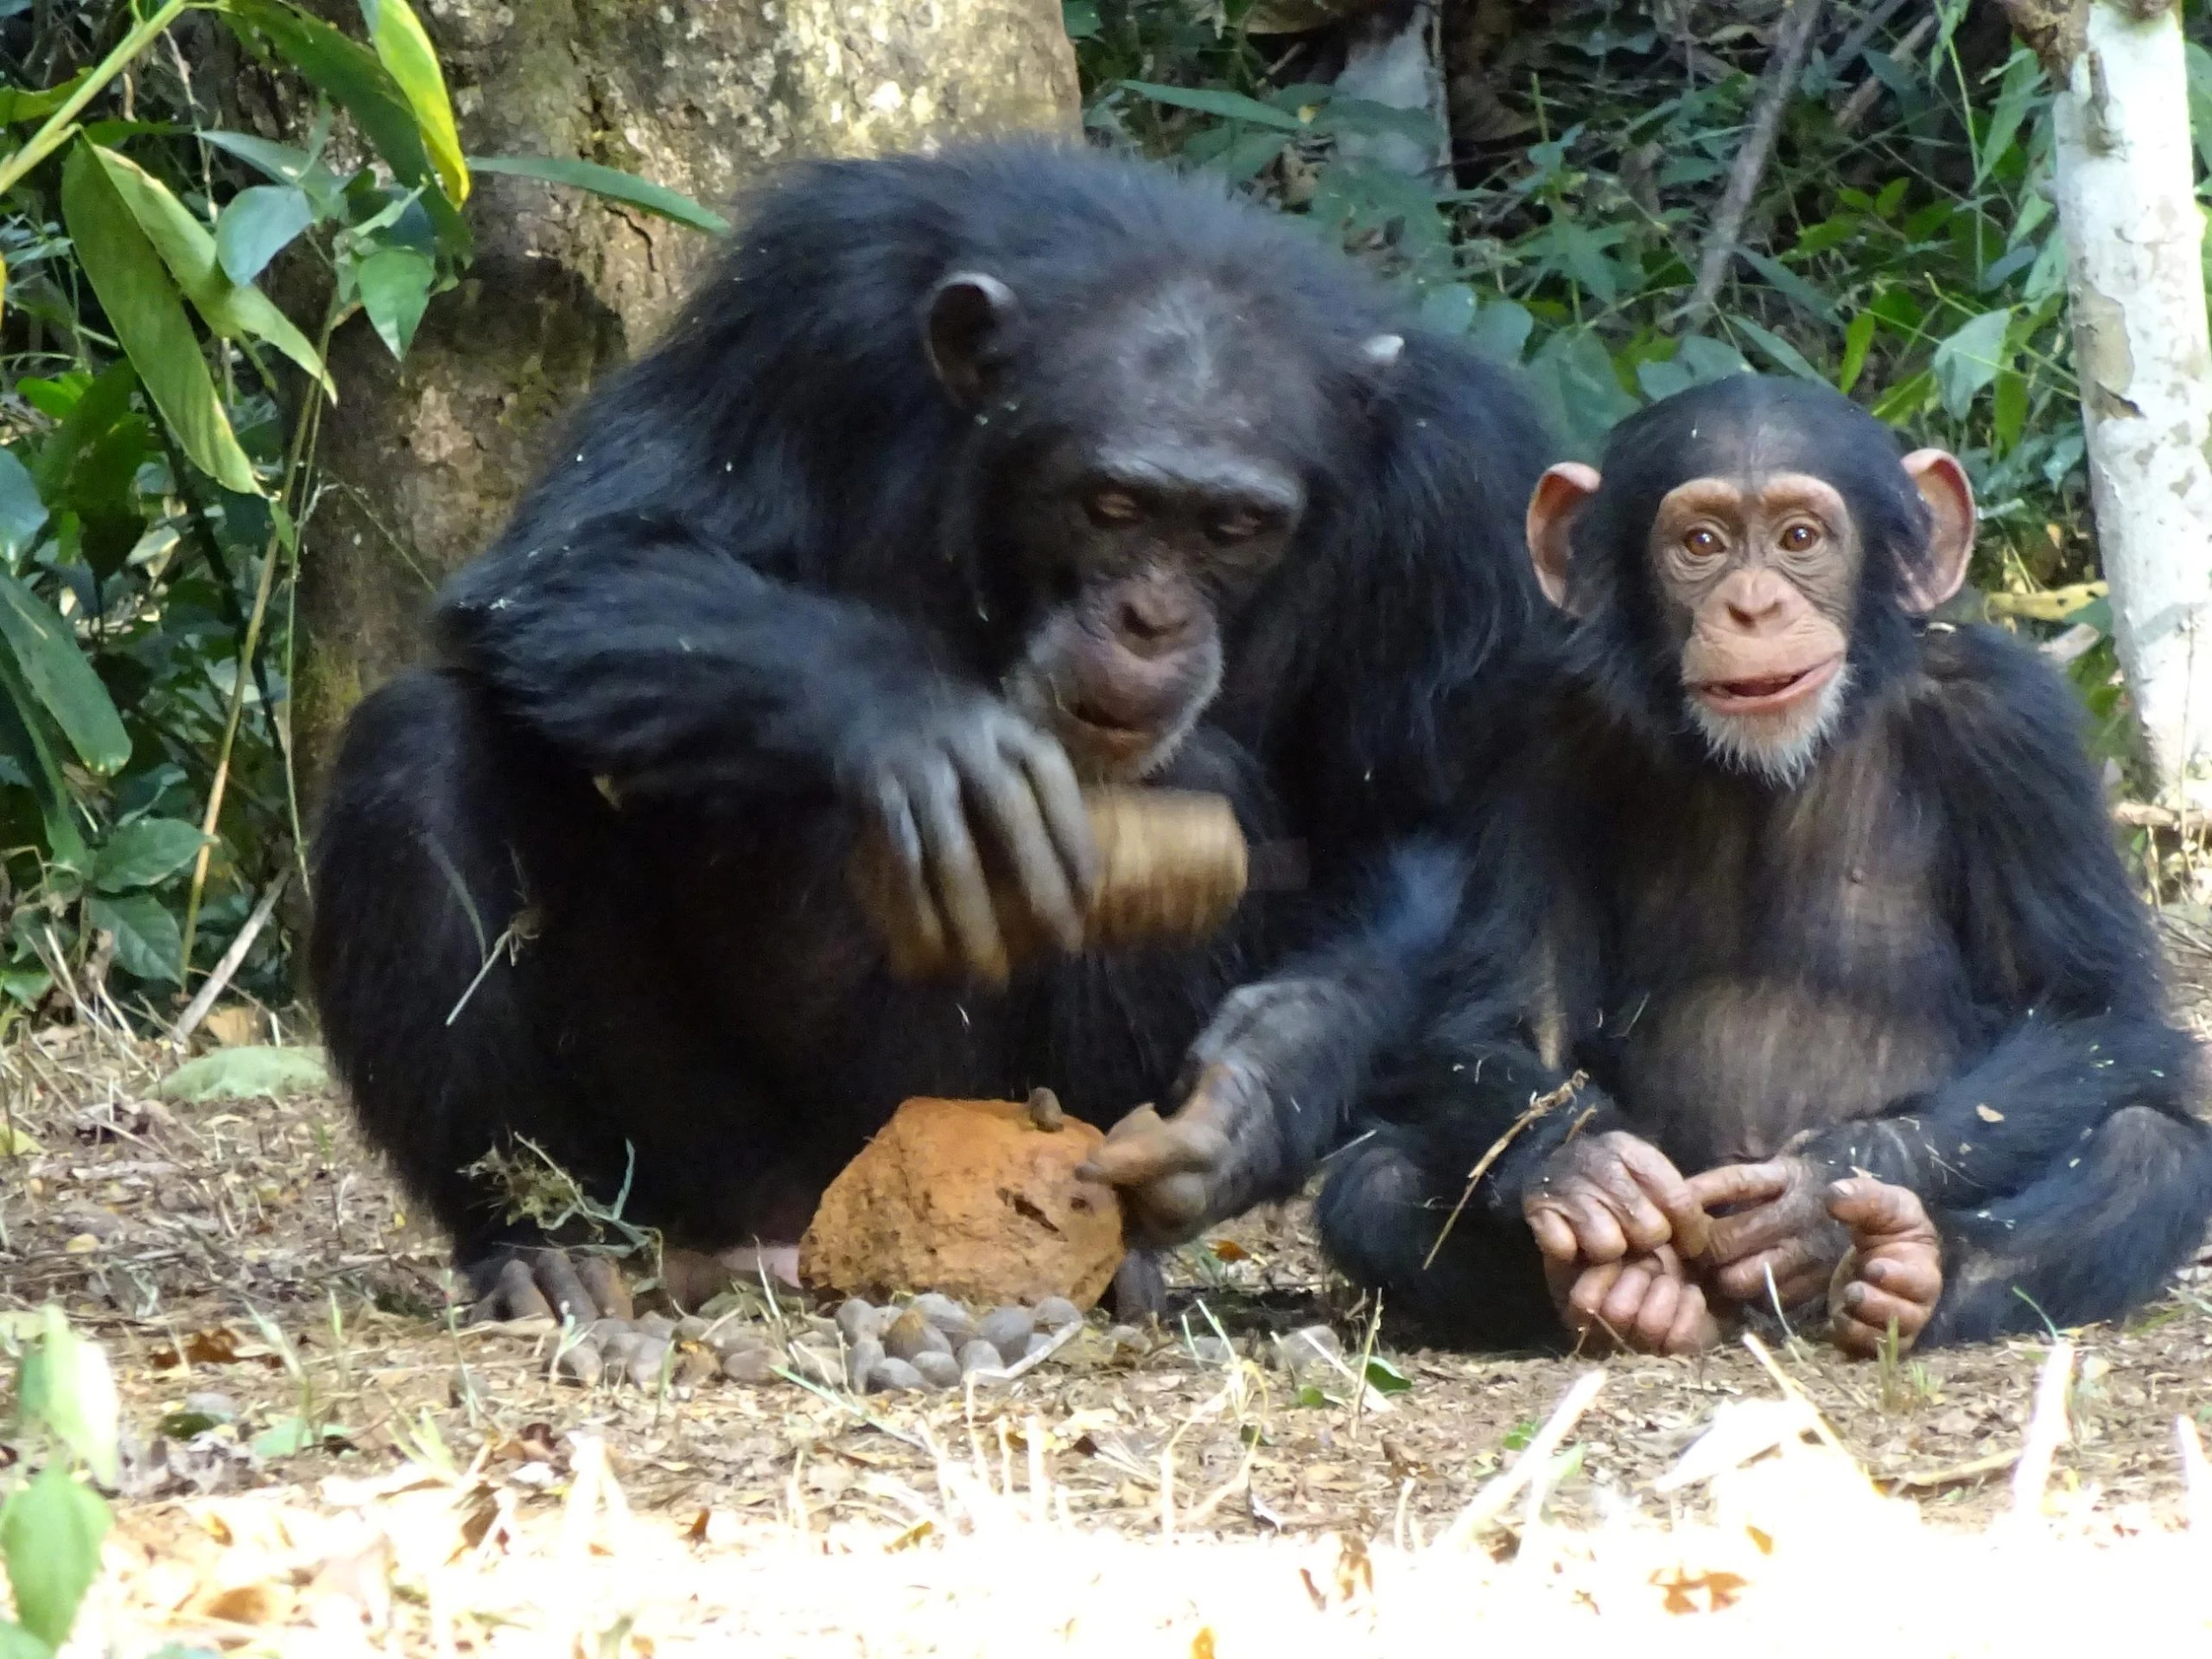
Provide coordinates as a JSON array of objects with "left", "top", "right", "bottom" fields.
[
  {"left": 438, "top": 507, "right": 956, "bottom": 800},
  {"left": 1796, "top": 626, "right": 2202, "bottom": 1204}
]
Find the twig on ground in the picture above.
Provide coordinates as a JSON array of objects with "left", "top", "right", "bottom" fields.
[
  {"left": 1681, "top": 0, "right": 1826, "bottom": 327},
  {"left": 1439, "top": 1367, "right": 1605, "bottom": 1547},
  {"left": 1740, "top": 1330, "right": 1853, "bottom": 1460},
  {"left": 173, "top": 869, "right": 291, "bottom": 1043}
]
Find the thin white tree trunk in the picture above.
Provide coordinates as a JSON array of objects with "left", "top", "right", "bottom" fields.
[{"left": 2042, "top": 0, "right": 2212, "bottom": 804}]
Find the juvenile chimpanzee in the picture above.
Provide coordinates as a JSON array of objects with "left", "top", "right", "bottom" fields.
[
  {"left": 309, "top": 143, "right": 1556, "bottom": 1320},
  {"left": 1319, "top": 375, "right": 2212, "bottom": 1357}
]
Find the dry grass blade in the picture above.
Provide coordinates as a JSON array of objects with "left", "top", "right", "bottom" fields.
[
  {"left": 1437, "top": 1368, "right": 1604, "bottom": 1547},
  {"left": 1421, "top": 1071, "right": 1585, "bottom": 1270},
  {"left": 2005, "top": 1338, "right": 2075, "bottom": 1527}
]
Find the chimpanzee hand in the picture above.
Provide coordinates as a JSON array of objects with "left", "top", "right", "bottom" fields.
[
  {"left": 1825, "top": 1177, "right": 1942, "bottom": 1357},
  {"left": 1077, "top": 978, "right": 1348, "bottom": 1248},
  {"left": 465, "top": 1246, "right": 632, "bottom": 1325},
  {"left": 1549, "top": 1243, "right": 1720, "bottom": 1356},
  {"left": 1523, "top": 1131, "right": 1713, "bottom": 1271},
  {"left": 1685, "top": 1155, "right": 1852, "bottom": 1310},
  {"left": 842, "top": 695, "right": 1097, "bottom": 983}
]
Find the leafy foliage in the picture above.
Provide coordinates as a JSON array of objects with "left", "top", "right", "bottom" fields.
[
  {"left": 0, "top": 0, "right": 722, "bottom": 1020},
  {"left": 3, "top": 1307, "right": 121, "bottom": 1657}
]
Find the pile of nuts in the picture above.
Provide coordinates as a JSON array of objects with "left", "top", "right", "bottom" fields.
[{"left": 828, "top": 1293, "right": 1087, "bottom": 1393}]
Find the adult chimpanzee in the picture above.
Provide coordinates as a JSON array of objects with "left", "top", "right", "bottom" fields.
[
  {"left": 1319, "top": 374, "right": 2212, "bottom": 1357},
  {"left": 309, "top": 142, "right": 1555, "bottom": 1321}
]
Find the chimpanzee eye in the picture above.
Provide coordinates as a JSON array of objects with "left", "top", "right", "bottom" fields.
[
  {"left": 1209, "top": 507, "right": 1267, "bottom": 543},
  {"left": 1085, "top": 488, "right": 1141, "bottom": 526},
  {"left": 1683, "top": 526, "right": 1725, "bottom": 559},
  {"left": 1780, "top": 522, "right": 1821, "bottom": 552}
]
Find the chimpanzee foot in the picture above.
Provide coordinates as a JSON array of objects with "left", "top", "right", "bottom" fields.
[
  {"left": 465, "top": 1247, "right": 633, "bottom": 1325},
  {"left": 1824, "top": 1177, "right": 1942, "bottom": 1357}
]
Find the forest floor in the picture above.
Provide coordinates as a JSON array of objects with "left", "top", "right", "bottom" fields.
[{"left": 9, "top": 932, "right": 2212, "bottom": 1654}]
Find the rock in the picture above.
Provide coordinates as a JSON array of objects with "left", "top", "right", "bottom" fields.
[
  {"left": 835, "top": 1300, "right": 885, "bottom": 1347},
  {"left": 957, "top": 1339, "right": 1004, "bottom": 1377},
  {"left": 798, "top": 1097, "right": 1124, "bottom": 1308},
  {"left": 1187, "top": 1335, "right": 1236, "bottom": 1366},
  {"left": 672, "top": 1316, "right": 712, "bottom": 1343},
  {"left": 847, "top": 1338, "right": 886, "bottom": 1391},
  {"left": 1277, "top": 1325, "right": 1344, "bottom": 1382},
  {"left": 1103, "top": 1324, "right": 1148, "bottom": 1355},
  {"left": 912, "top": 1351, "right": 962, "bottom": 1389},
  {"left": 883, "top": 1309, "right": 952, "bottom": 1362},
  {"left": 586, "top": 1318, "right": 632, "bottom": 1349},
  {"left": 607, "top": 1336, "right": 671, "bottom": 1384},
  {"left": 979, "top": 1306, "right": 1035, "bottom": 1363},
  {"left": 184, "top": 1391, "right": 238, "bottom": 1422},
  {"left": 1033, "top": 1296, "right": 1083, "bottom": 1332},
  {"left": 1022, "top": 1332, "right": 1056, "bottom": 1362},
  {"left": 632, "top": 1313, "right": 677, "bottom": 1340},
  {"left": 788, "top": 1343, "right": 844, "bottom": 1388},
  {"left": 555, "top": 1344, "right": 603, "bottom": 1387},
  {"left": 721, "top": 1345, "right": 779, "bottom": 1384},
  {"left": 910, "top": 1293, "right": 979, "bottom": 1343},
  {"left": 867, "top": 1357, "right": 926, "bottom": 1394},
  {"left": 707, "top": 1324, "right": 762, "bottom": 1357}
]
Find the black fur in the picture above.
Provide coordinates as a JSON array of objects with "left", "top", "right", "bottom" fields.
[
  {"left": 308, "top": 143, "right": 1554, "bottom": 1281},
  {"left": 1321, "top": 376, "right": 2212, "bottom": 1348}
]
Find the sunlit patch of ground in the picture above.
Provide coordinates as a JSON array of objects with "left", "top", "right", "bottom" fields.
[{"left": 7, "top": 954, "right": 2212, "bottom": 1652}]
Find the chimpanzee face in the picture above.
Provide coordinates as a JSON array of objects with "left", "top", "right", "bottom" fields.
[
  {"left": 1523, "top": 378, "right": 1975, "bottom": 786},
  {"left": 924, "top": 269, "right": 1394, "bottom": 779}
]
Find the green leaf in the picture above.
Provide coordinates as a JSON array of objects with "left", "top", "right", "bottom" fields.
[
  {"left": 1116, "top": 79, "right": 1308, "bottom": 130},
  {"left": 1838, "top": 311, "right": 1878, "bottom": 395},
  {"left": 1363, "top": 1355, "right": 1412, "bottom": 1395},
  {"left": 156, "top": 1045, "right": 332, "bottom": 1103},
  {"left": 1524, "top": 327, "right": 1638, "bottom": 459},
  {"left": 1418, "top": 283, "right": 1477, "bottom": 336},
  {"left": 1738, "top": 247, "right": 1839, "bottom": 325},
  {"left": 1977, "top": 49, "right": 2044, "bottom": 187},
  {"left": 0, "top": 655, "right": 89, "bottom": 868},
  {"left": 92, "top": 817, "right": 207, "bottom": 892},
  {"left": 228, "top": 1, "right": 435, "bottom": 194},
  {"left": 216, "top": 184, "right": 316, "bottom": 285},
  {"left": 467, "top": 155, "right": 731, "bottom": 235},
  {"left": 1932, "top": 308, "right": 2013, "bottom": 418},
  {"left": 197, "top": 130, "right": 346, "bottom": 218},
  {"left": 0, "top": 1618, "right": 54, "bottom": 1659},
  {"left": 16, "top": 1306, "right": 121, "bottom": 1487},
  {"left": 0, "top": 448, "right": 47, "bottom": 562},
  {"left": 1993, "top": 367, "right": 2029, "bottom": 454},
  {"left": 1675, "top": 335, "right": 1751, "bottom": 382},
  {"left": 86, "top": 891, "right": 182, "bottom": 983},
  {"left": 1728, "top": 315, "right": 1825, "bottom": 384},
  {"left": 355, "top": 246, "right": 434, "bottom": 359},
  {"left": 1, "top": 1466, "right": 108, "bottom": 1649},
  {"left": 1467, "top": 297, "right": 1533, "bottom": 365},
  {"left": 58, "top": 143, "right": 257, "bottom": 493},
  {"left": 0, "top": 569, "right": 128, "bottom": 772},
  {"left": 86, "top": 145, "right": 332, "bottom": 398},
  {"left": 360, "top": 0, "right": 468, "bottom": 205}
]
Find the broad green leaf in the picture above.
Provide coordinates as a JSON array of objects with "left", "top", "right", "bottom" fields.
[
  {"left": 1738, "top": 247, "right": 1839, "bottom": 324},
  {"left": 216, "top": 184, "right": 316, "bottom": 285},
  {"left": 59, "top": 143, "right": 257, "bottom": 493},
  {"left": 1363, "top": 1355, "right": 1412, "bottom": 1395},
  {"left": 1636, "top": 356, "right": 1694, "bottom": 403},
  {"left": 1838, "top": 311, "right": 1878, "bottom": 395},
  {"left": 0, "top": 655, "right": 89, "bottom": 867},
  {"left": 1729, "top": 315, "right": 1825, "bottom": 384},
  {"left": 87, "top": 145, "right": 332, "bottom": 398},
  {"left": 16, "top": 1306, "right": 121, "bottom": 1486},
  {"left": 1467, "top": 297, "right": 1533, "bottom": 365},
  {"left": 1117, "top": 79, "right": 1307, "bottom": 131},
  {"left": 1993, "top": 367, "right": 2029, "bottom": 454},
  {"left": 86, "top": 890, "right": 183, "bottom": 983},
  {"left": 1675, "top": 335, "right": 1751, "bottom": 382},
  {"left": 1524, "top": 327, "right": 1637, "bottom": 459},
  {"left": 1977, "top": 49, "right": 2043, "bottom": 186},
  {"left": 355, "top": 246, "right": 434, "bottom": 359},
  {"left": 468, "top": 155, "right": 730, "bottom": 235},
  {"left": 197, "top": 129, "right": 346, "bottom": 217},
  {"left": 1417, "top": 283, "right": 1477, "bottom": 336},
  {"left": 1, "top": 1465, "right": 108, "bottom": 1649},
  {"left": 361, "top": 0, "right": 468, "bottom": 205},
  {"left": 0, "top": 1619, "right": 52, "bottom": 1659},
  {"left": 156, "top": 1045, "right": 331, "bottom": 1103},
  {"left": 1931, "top": 308, "right": 2013, "bottom": 418},
  {"left": 0, "top": 68, "right": 85, "bottom": 127},
  {"left": 0, "top": 569, "right": 128, "bottom": 772},
  {"left": 0, "top": 448, "right": 46, "bottom": 562},
  {"left": 92, "top": 817, "right": 208, "bottom": 892},
  {"left": 228, "top": 1, "right": 435, "bottom": 194}
]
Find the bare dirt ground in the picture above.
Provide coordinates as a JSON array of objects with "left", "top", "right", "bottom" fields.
[{"left": 8, "top": 932, "right": 2212, "bottom": 1653}]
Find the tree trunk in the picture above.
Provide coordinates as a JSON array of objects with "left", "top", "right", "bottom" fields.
[
  {"left": 2005, "top": 0, "right": 2212, "bottom": 805},
  {"left": 294, "top": 0, "right": 1079, "bottom": 794}
]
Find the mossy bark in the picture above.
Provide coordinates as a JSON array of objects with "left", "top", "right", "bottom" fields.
[{"left": 294, "top": 0, "right": 1080, "bottom": 793}]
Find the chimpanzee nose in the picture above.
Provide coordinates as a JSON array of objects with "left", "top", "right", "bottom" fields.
[
  {"left": 1722, "top": 569, "right": 1791, "bottom": 632},
  {"left": 1113, "top": 586, "right": 1199, "bottom": 656}
]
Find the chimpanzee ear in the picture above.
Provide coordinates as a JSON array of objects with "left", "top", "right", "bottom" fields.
[
  {"left": 925, "top": 272, "right": 1018, "bottom": 409},
  {"left": 1526, "top": 462, "right": 1603, "bottom": 614},
  {"left": 1899, "top": 448, "right": 1974, "bottom": 613}
]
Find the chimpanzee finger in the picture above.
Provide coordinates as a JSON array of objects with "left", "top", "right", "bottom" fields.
[
  {"left": 1564, "top": 1260, "right": 1625, "bottom": 1328},
  {"left": 1713, "top": 1234, "right": 1823, "bottom": 1304},
  {"left": 1833, "top": 1288, "right": 1929, "bottom": 1357},
  {"left": 1560, "top": 1189, "right": 1632, "bottom": 1263},
  {"left": 870, "top": 780, "right": 947, "bottom": 974},
  {"left": 573, "top": 1255, "right": 632, "bottom": 1322},
  {"left": 1586, "top": 1160, "right": 1672, "bottom": 1254},
  {"left": 907, "top": 756, "right": 1008, "bottom": 982},
  {"left": 1613, "top": 1138, "right": 1710, "bottom": 1257},
  {"left": 1525, "top": 1205, "right": 1582, "bottom": 1265},
  {"left": 1596, "top": 1259, "right": 1658, "bottom": 1332},
  {"left": 1001, "top": 721, "right": 1099, "bottom": 906},
  {"left": 1077, "top": 1108, "right": 1213, "bottom": 1185},
  {"left": 1860, "top": 1251, "right": 1943, "bottom": 1306},
  {"left": 1827, "top": 1177, "right": 1937, "bottom": 1244},
  {"left": 470, "top": 1256, "right": 552, "bottom": 1324},
  {"left": 1665, "top": 1283, "right": 1719, "bottom": 1356},
  {"left": 1627, "top": 1271, "right": 1683, "bottom": 1351},
  {"left": 963, "top": 737, "right": 1084, "bottom": 952},
  {"left": 1686, "top": 1160, "right": 1792, "bottom": 1215},
  {"left": 1128, "top": 1170, "right": 1211, "bottom": 1243},
  {"left": 532, "top": 1251, "right": 601, "bottom": 1323}
]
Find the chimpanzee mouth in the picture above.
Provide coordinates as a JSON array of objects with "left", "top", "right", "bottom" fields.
[
  {"left": 1064, "top": 701, "right": 1158, "bottom": 748},
  {"left": 1692, "top": 655, "right": 1841, "bottom": 715}
]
